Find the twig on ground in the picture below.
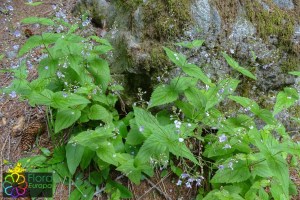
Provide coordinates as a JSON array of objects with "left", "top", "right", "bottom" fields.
[
  {"left": 144, "top": 177, "right": 172, "bottom": 200},
  {"left": 137, "top": 172, "right": 172, "bottom": 200}
]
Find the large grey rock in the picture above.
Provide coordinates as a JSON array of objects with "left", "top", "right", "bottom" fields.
[
  {"left": 272, "top": 0, "right": 294, "bottom": 9},
  {"left": 74, "top": 0, "right": 300, "bottom": 124},
  {"left": 191, "top": 0, "right": 221, "bottom": 36},
  {"left": 229, "top": 15, "right": 256, "bottom": 41}
]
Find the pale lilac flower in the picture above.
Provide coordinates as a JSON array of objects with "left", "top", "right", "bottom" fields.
[
  {"left": 9, "top": 91, "right": 17, "bottom": 98},
  {"left": 185, "top": 182, "right": 192, "bottom": 188},
  {"left": 44, "top": 66, "right": 49, "bottom": 70},
  {"left": 82, "top": 19, "right": 90, "bottom": 27},
  {"left": 7, "top": 5, "right": 14, "bottom": 11},
  {"left": 27, "top": 61, "right": 33, "bottom": 69},
  {"left": 13, "top": 45, "right": 19, "bottom": 51},
  {"left": 178, "top": 138, "right": 184, "bottom": 142},
  {"left": 176, "top": 180, "right": 182, "bottom": 186},
  {"left": 187, "top": 178, "right": 194, "bottom": 183},
  {"left": 27, "top": 0, "right": 33, "bottom": 3},
  {"left": 218, "top": 134, "right": 227, "bottom": 143},
  {"left": 195, "top": 177, "right": 203, "bottom": 186},
  {"left": 218, "top": 165, "right": 224, "bottom": 170},
  {"left": 180, "top": 173, "right": 189, "bottom": 179},
  {"left": 13, "top": 30, "right": 21, "bottom": 37}
]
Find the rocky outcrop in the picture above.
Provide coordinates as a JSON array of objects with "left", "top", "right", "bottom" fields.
[{"left": 73, "top": 0, "right": 300, "bottom": 128}]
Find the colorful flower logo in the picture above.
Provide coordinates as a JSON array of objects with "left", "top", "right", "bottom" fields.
[{"left": 3, "top": 172, "right": 28, "bottom": 198}]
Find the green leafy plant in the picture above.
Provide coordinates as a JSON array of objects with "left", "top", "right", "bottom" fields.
[{"left": 2, "top": 14, "right": 300, "bottom": 200}]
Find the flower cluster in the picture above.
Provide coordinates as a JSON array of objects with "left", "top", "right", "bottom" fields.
[{"left": 176, "top": 173, "right": 204, "bottom": 188}]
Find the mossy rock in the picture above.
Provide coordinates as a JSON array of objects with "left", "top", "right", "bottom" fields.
[{"left": 141, "top": 0, "right": 193, "bottom": 41}]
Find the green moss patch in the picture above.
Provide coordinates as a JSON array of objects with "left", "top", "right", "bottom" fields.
[
  {"left": 244, "top": 0, "right": 296, "bottom": 48},
  {"left": 142, "top": 0, "right": 192, "bottom": 41}
]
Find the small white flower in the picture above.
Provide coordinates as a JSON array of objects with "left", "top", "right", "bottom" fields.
[
  {"left": 139, "top": 126, "right": 144, "bottom": 133},
  {"left": 223, "top": 144, "right": 231, "bottom": 149},
  {"left": 218, "top": 134, "right": 227, "bottom": 143},
  {"left": 187, "top": 123, "right": 192, "bottom": 127},
  {"left": 44, "top": 66, "right": 49, "bottom": 70},
  {"left": 56, "top": 71, "right": 65, "bottom": 78},
  {"left": 174, "top": 120, "right": 182, "bottom": 129},
  {"left": 228, "top": 162, "right": 233, "bottom": 170},
  {"left": 178, "top": 138, "right": 184, "bottom": 142}
]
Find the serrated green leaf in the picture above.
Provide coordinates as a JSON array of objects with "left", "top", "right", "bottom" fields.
[
  {"left": 133, "top": 107, "right": 163, "bottom": 135},
  {"left": 148, "top": 85, "right": 178, "bottom": 108},
  {"left": 69, "top": 126, "right": 112, "bottom": 145},
  {"left": 65, "top": 143, "right": 85, "bottom": 175},
  {"left": 273, "top": 87, "right": 299, "bottom": 115},
  {"left": 96, "top": 142, "right": 118, "bottom": 166},
  {"left": 126, "top": 124, "right": 146, "bottom": 145},
  {"left": 223, "top": 52, "right": 256, "bottom": 80},
  {"left": 87, "top": 57, "right": 110, "bottom": 91},
  {"left": 255, "top": 109, "right": 276, "bottom": 125},
  {"left": 205, "top": 78, "right": 240, "bottom": 110},
  {"left": 163, "top": 47, "right": 186, "bottom": 67},
  {"left": 116, "top": 158, "right": 153, "bottom": 184},
  {"left": 170, "top": 76, "right": 197, "bottom": 92},
  {"left": 266, "top": 155, "right": 289, "bottom": 196},
  {"left": 54, "top": 108, "right": 81, "bottom": 133},
  {"left": 182, "top": 63, "right": 213, "bottom": 86},
  {"left": 51, "top": 92, "right": 90, "bottom": 108},
  {"left": 229, "top": 95, "right": 260, "bottom": 112},
  {"left": 88, "top": 104, "right": 112, "bottom": 123},
  {"left": 19, "top": 33, "right": 62, "bottom": 56},
  {"left": 21, "top": 17, "right": 53, "bottom": 25},
  {"left": 211, "top": 160, "right": 251, "bottom": 183}
]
